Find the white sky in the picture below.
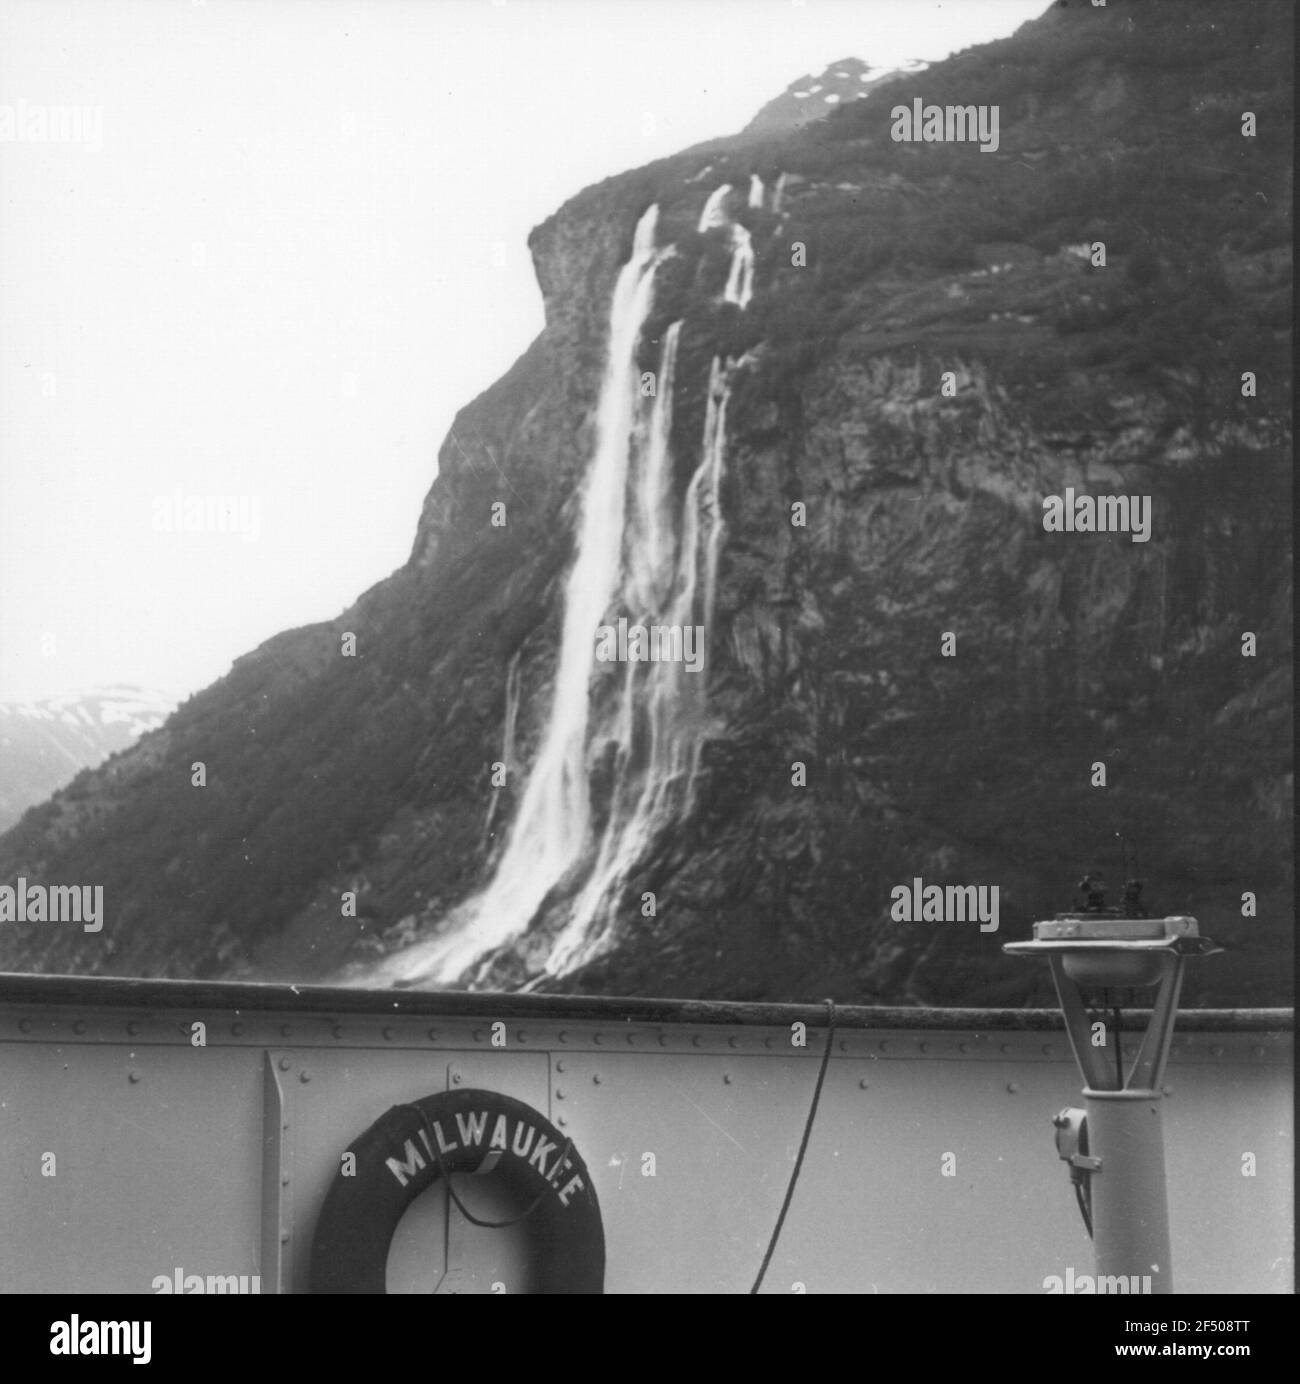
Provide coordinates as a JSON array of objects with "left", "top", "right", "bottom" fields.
[{"left": 0, "top": 0, "right": 1046, "bottom": 704}]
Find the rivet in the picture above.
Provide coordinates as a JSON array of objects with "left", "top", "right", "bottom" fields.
[
  {"left": 382, "top": 1026, "right": 394, "bottom": 1041},
  {"left": 556, "top": 1089, "right": 565, "bottom": 1100},
  {"left": 126, "top": 1022, "right": 138, "bottom": 1036},
  {"left": 723, "top": 1074, "right": 732, "bottom": 1084},
  {"left": 299, "top": 1071, "right": 310, "bottom": 1083},
  {"left": 73, "top": 1021, "right": 86, "bottom": 1035},
  {"left": 557, "top": 1115, "right": 567, "bottom": 1127},
  {"left": 279, "top": 1057, "right": 291, "bottom": 1071},
  {"left": 918, "top": 1041, "right": 928, "bottom": 1053},
  {"left": 593, "top": 1033, "right": 604, "bottom": 1045},
  {"left": 517, "top": 1031, "right": 526, "bottom": 1043},
  {"left": 558, "top": 1031, "right": 568, "bottom": 1044},
  {"left": 728, "top": 1036, "right": 738, "bottom": 1048},
  {"left": 1001, "top": 1043, "right": 1013, "bottom": 1055},
  {"left": 280, "top": 1025, "right": 292, "bottom": 1038},
  {"left": 658, "top": 1034, "right": 669, "bottom": 1047},
  {"left": 452, "top": 1073, "right": 462, "bottom": 1085},
  {"left": 332, "top": 1025, "right": 344, "bottom": 1039},
  {"left": 18, "top": 1019, "right": 30, "bottom": 1034},
  {"left": 1006, "top": 1082, "right": 1019, "bottom": 1093},
  {"left": 625, "top": 1033, "right": 635, "bottom": 1045},
  {"left": 1210, "top": 1045, "right": 1224, "bottom": 1057},
  {"left": 128, "top": 1070, "right": 141, "bottom": 1083},
  {"left": 427, "top": 1028, "right": 438, "bottom": 1042},
  {"left": 555, "top": 1060, "right": 566, "bottom": 1073},
  {"left": 282, "top": 1121, "right": 289, "bottom": 1131},
  {"left": 281, "top": 1232, "right": 291, "bottom": 1245},
  {"left": 958, "top": 1043, "right": 968, "bottom": 1053},
  {"left": 1253, "top": 1045, "right": 1267, "bottom": 1058},
  {"left": 879, "top": 1040, "right": 889, "bottom": 1052},
  {"left": 281, "top": 1174, "right": 290, "bottom": 1186},
  {"left": 231, "top": 1023, "right": 243, "bottom": 1036},
  {"left": 692, "top": 1035, "right": 703, "bottom": 1048},
  {"left": 1162, "top": 1086, "right": 1173, "bottom": 1097},
  {"left": 592, "top": 1074, "right": 601, "bottom": 1085},
  {"left": 859, "top": 1078, "right": 869, "bottom": 1090},
  {"left": 1041, "top": 1044, "right": 1053, "bottom": 1056},
  {"left": 764, "top": 1037, "right": 774, "bottom": 1049},
  {"left": 838, "top": 1039, "right": 848, "bottom": 1052},
  {"left": 473, "top": 1029, "right": 483, "bottom": 1042}
]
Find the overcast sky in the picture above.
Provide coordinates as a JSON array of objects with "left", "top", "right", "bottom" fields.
[{"left": 0, "top": 0, "right": 1046, "bottom": 705}]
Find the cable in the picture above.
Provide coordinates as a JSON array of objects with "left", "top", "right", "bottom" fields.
[
  {"left": 750, "top": 998, "right": 837, "bottom": 1294},
  {"left": 1112, "top": 1004, "right": 1124, "bottom": 1087},
  {"left": 1074, "top": 1178, "right": 1094, "bottom": 1239},
  {"left": 399, "top": 1102, "right": 575, "bottom": 1230}
]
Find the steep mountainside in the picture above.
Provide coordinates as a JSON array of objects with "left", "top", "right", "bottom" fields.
[{"left": 0, "top": 0, "right": 1291, "bottom": 1007}]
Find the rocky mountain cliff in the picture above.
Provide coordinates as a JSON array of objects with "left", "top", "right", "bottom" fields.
[{"left": 0, "top": 0, "right": 1291, "bottom": 1006}]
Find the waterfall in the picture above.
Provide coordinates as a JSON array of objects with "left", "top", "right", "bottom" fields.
[
  {"left": 723, "top": 226, "right": 755, "bottom": 309},
  {"left": 546, "top": 321, "right": 694, "bottom": 975},
  {"left": 699, "top": 357, "right": 732, "bottom": 640},
  {"left": 748, "top": 174, "right": 764, "bottom": 209},
  {"left": 377, "top": 185, "right": 756, "bottom": 988},
  {"left": 697, "top": 184, "right": 732, "bottom": 232},
  {"left": 772, "top": 171, "right": 789, "bottom": 214},
  {"left": 628, "top": 321, "right": 682, "bottom": 615},
  {"left": 546, "top": 203, "right": 750, "bottom": 976},
  {"left": 378, "top": 205, "right": 668, "bottom": 986},
  {"left": 481, "top": 651, "right": 522, "bottom": 845}
]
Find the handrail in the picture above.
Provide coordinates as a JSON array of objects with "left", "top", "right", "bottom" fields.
[{"left": 0, "top": 973, "right": 1291, "bottom": 1032}]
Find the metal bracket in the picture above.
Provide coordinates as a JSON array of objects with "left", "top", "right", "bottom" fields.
[{"left": 1053, "top": 1107, "right": 1101, "bottom": 1173}]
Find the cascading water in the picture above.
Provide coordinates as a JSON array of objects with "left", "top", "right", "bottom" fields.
[
  {"left": 724, "top": 226, "right": 755, "bottom": 309},
  {"left": 544, "top": 194, "right": 752, "bottom": 977},
  {"left": 481, "top": 650, "right": 522, "bottom": 845},
  {"left": 748, "top": 173, "right": 764, "bottom": 209},
  {"left": 697, "top": 184, "right": 732, "bottom": 232},
  {"left": 379, "top": 185, "right": 755, "bottom": 988},
  {"left": 377, "top": 205, "right": 669, "bottom": 986}
]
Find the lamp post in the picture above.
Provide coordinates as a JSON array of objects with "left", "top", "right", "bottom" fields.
[{"left": 1005, "top": 910, "right": 1219, "bottom": 1293}]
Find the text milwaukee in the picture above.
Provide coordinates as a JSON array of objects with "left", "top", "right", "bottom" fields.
[{"left": 385, "top": 1109, "right": 587, "bottom": 1209}]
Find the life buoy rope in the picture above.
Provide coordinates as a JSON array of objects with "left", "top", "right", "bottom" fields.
[
  {"left": 398, "top": 1101, "right": 576, "bottom": 1230},
  {"left": 310, "top": 1087, "right": 605, "bottom": 1294}
]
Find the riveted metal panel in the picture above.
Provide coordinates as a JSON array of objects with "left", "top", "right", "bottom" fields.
[
  {"left": 267, "top": 1046, "right": 549, "bottom": 1294},
  {"left": 0, "top": 980, "right": 1291, "bottom": 1295},
  {"left": 0, "top": 1042, "right": 262, "bottom": 1294},
  {"left": 1162, "top": 1059, "right": 1293, "bottom": 1293}
]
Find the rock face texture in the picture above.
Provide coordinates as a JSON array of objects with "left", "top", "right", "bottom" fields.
[{"left": 0, "top": 0, "right": 1290, "bottom": 1007}]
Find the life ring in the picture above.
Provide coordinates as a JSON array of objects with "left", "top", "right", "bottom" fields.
[{"left": 309, "top": 1087, "right": 605, "bottom": 1293}]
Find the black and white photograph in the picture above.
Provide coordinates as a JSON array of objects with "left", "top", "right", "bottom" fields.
[{"left": 0, "top": 0, "right": 1292, "bottom": 1326}]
